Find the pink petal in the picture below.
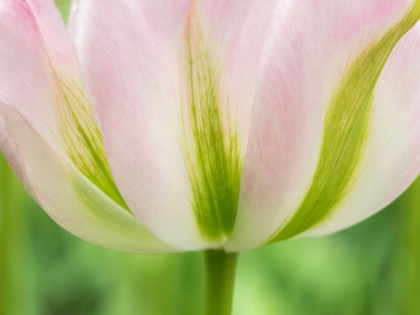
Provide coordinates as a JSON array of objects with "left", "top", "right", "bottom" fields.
[
  {"left": 25, "top": 0, "right": 81, "bottom": 77},
  {"left": 69, "top": 0, "right": 277, "bottom": 248},
  {"left": 304, "top": 24, "right": 420, "bottom": 237},
  {"left": 70, "top": 0, "right": 205, "bottom": 249},
  {"left": 0, "top": 102, "right": 174, "bottom": 253},
  {"left": 0, "top": 0, "right": 59, "bottom": 148},
  {"left": 226, "top": 0, "right": 413, "bottom": 251}
]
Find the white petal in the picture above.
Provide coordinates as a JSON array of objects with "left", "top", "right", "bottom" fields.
[
  {"left": 304, "top": 24, "right": 420, "bottom": 237},
  {"left": 0, "top": 102, "right": 175, "bottom": 253},
  {"left": 69, "top": 0, "right": 207, "bottom": 249},
  {"left": 69, "top": 0, "right": 278, "bottom": 249},
  {"left": 226, "top": 0, "right": 414, "bottom": 251}
]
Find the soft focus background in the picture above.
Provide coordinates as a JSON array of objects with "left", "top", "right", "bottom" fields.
[{"left": 0, "top": 1, "right": 419, "bottom": 314}]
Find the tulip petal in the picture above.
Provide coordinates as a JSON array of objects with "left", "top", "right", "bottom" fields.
[
  {"left": 226, "top": 0, "right": 420, "bottom": 251},
  {"left": 69, "top": 0, "right": 277, "bottom": 248},
  {"left": 180, "top": 1, "right": 278, "bottom": 242},
  {"left": 303, "top": 24, "right": 420, "bottom": 238},
  {"left": 0, "top": 0, "right": 131, "bottom": 211},
  {"left": 69, "top": 0, "right": 205, "bottom": 250},
  {"left": 0, "top": 102, "right": 174, "bottom": 253},
  {"left": 0, "top": 0, "right": 58, "bottom": 146},
  {"left": 185, "top": 0, "right": 279, "bottom": 241}
]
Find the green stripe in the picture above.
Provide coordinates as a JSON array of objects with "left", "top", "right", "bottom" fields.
[
  {"left": 269, "top": 2, "right": 420, "bottom": 243},
  {"left": 184, "top": 11, "right": 243, "bottom": 241},
  {"left": 54, "top": 74, "right": 129, "bottom": 211}
]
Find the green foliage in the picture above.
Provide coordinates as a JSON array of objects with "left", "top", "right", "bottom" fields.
[
  {"left": 9, "top": 187, "right": 410, "bottom": 315},
  {"left": 399, "top": 177, "right": 420, "bottom": 315}
]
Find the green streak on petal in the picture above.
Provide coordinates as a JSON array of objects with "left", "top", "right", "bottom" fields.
[
  {"left": 184, "top": 11, "right": 243, "bottom": 241},
  {"left": 53, "top": 73, "right": 129, "bottom": 211},
  {"left": 269, "top": 2, "right": 420, "bottom": 243}
]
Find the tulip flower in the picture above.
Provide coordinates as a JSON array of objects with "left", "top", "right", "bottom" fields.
[{"left": 1, "top": 0, "right": 420, "bottom": 314}]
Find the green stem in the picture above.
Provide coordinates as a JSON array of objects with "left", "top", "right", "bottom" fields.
[
  {"left": 205, "top": 250, "right": 238, "bottom": 315},
  {"left": 0, "top": 154, "right": 26, "bottom": 315}
]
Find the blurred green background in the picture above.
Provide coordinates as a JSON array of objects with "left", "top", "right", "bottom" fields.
[{"left": 0, "top": 1, "right": 419, "bottom": 314}]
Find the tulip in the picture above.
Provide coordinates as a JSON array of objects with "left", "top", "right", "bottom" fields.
[{"left": 1, "top": 0, "right": 420, "bottom": 314}]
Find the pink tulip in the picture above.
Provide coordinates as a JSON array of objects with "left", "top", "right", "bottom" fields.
[{"left": 1, "top": 0, "right": 420, "bottom": 254}]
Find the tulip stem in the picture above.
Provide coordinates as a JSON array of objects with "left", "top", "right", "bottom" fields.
[{"left": 204, "top": 250, "right": 238, "bottom": 315}]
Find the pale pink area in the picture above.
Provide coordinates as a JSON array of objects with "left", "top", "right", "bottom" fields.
[
  {"left": 181, "top": 0, "right": 279, "bottom": 155},
  {"left": 330, "top": 0, "right": 408, "bottom": 44},
  {"left": 305, "top": 25, "right": 420, "bottom": 237},
  {"left": 0, "top": 0, "right": 60, "bottom": 149},
  {"left": 195, "top": 0, "right": 279, "bottom": 129},
  {"left": 226, "top": 0, "right": 413, "bottom": 251},
  {"left": 0, "top": 0, "right": 175, "bottom": 252},
  {"left": 0, "top": 102, "right": 174, "bottom": 253},
  {"left": 194, "top": 0, "right": 259, "bottom": 49},
  {"left": 212, "top": 1, "right": 280, "bottom": 156},
  {"left": 69, "top": 0, "right": 206, "bottom": 250},
  {"left": 25, "top": 0, "right": 80, "bottom": 72}
]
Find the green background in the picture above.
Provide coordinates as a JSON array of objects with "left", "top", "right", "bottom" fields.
[{"left": 0, "top": 1, "right": 419, "bottom": 314}]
